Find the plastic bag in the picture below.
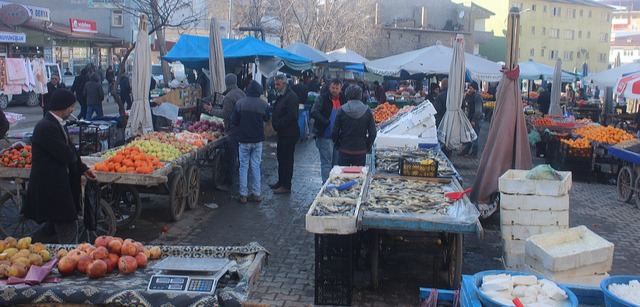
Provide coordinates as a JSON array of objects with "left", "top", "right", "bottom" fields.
[
  {"left": 528, "top": 129, "right": 541, "bottom": 146},
  {"left": 525, "top": 164, "right": 562, "bottom": 181}
]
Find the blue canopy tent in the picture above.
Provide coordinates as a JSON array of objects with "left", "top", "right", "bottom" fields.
[
  {"left": 161, "top": 34, "right": 238, "bottom": 69},
  {"left": 223, "top": 36, "right": 312, "bottom": 74}
]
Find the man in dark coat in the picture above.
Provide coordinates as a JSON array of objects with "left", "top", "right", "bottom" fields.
[
  {"left": 42, "top": 74, "right": 66, "bottom": 116},
  {"left": 538, "top": 84, "right": 551, "bottom": 115},
  {"left": 203, "top": 73, "right": 246, "bottom": 191},
  {"left": 332, "top": 85, "right": 377, "bottom": 166},
  {"left": 269, "top": 74, "right": 300, "bottom": 194},
  {"left": 460, "top": 81, "right": 484, "bottom": 157},
  {"left": 70, "top": 68, "right": 89, "bottom": 119},
  {"left": 105, "top": 65, "right": 115, "bottom": 84},
  {"left": 311, "top": 78, "right": 346, "bottom": 182},
  {"left": 433, "top": 78, "right": 448, "bottom": 127},
  {"left": 0, "top": 109, "right": 9, "bottom": 137},
  {"left": 24, "top": 89, "right": 97, "bottom": 244},
  {"left": 83, "top": 72, "right": 105, "bottom": 119},
  {"left": 120, "top": 73, "right": 133, "bottom": 110}
]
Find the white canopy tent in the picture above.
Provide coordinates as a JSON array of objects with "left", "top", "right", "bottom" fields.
[
  {"left": 518, "top": 59, "right": 576, "bottom": 82},
  {"left": 326, "top": 47, "right": 368, "bottom": 65},
  {"left": 364, "top": 43, "right": 502, "bottom": 82},
  {"left": 588, "top": 60, "right": 640, "bottom": 88}
]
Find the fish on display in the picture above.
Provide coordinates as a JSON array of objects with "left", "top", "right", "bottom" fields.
[
  {"left": 365, "top": 177, "right": 454, "bottom": 215},
  {"left": 321, "top": 177, "right": 362, "bottom": 199},
  {"left": 375, "top": 148, "right": 456, "bottom": 176},
  {"left": 312, "top": 201, "right": 356, "bottom": 216}
]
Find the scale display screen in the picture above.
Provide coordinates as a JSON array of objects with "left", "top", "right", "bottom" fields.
[
  {"left": 147, "top": 258, "right": 233, "bottom": 294},
  {"left": 148, "top": 275, "right": 216, "bottom": 293}
]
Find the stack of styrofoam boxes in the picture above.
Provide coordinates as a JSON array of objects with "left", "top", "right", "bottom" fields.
[
  {"left": 524, "top": 225, "right": 614, "bottom": 286},
  {"left": 376, "top": 100, "right": 438, "bottom": 148},
  {"left": 498, "top": 169, "right": 573, "bottom": 271}
]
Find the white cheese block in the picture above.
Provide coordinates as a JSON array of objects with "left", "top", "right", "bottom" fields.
[{"left": 512, "top": 274, "right": 538, "bottom": 286}]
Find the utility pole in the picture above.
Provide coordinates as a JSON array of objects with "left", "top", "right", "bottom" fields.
[{"left": 228, "top": 0, "right": 233, "bottom": 38}]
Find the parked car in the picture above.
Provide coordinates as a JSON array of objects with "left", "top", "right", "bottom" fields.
[
  {"left": 0, "top": 62, "right": 61, "bottom": 109},
  {"left": 152, "top": 64, "right": 165, "bottom": 89}
]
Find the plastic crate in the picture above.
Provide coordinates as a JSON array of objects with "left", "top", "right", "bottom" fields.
[
  {"left": 399, "top": 158, "right": 438, "bottom": 177},
  {"left": 79, "top": 125, "right": 110, "bottom": 156},
  {"left": 559, "top": 141, "right": 593, "bottom": 159},
  {"left": 314, "top": 234, "right": 353, "bottom": 306}
]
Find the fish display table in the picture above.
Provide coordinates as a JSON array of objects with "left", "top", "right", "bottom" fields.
[{"left": 0, "top": 243, "right": 268, "bottom": 306}]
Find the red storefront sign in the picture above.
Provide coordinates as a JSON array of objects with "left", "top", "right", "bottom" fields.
[{"left": 69, "top": 18, "right": 97, "bottom": 33}]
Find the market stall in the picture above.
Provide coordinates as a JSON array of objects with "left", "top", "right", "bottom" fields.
[
  {"left": 0, "top": 242, "right": 267, "bottom": 306},
  {"left": 608, "top": 139, "right": 640, "bottom": 206}
]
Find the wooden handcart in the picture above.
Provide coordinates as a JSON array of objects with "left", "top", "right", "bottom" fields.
[{"left": 608, "top": 139, "right": 640, "bottom": 207}]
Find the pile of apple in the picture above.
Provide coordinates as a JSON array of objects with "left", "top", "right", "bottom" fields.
[
  {"left": 0, "top": 236, "right": 52, "bottom": 279},
  {"left": 135, "top": 132, "right": 197, "bottom": 154},
  {"left": 56, "top": 236, "right": 162, "bottom": 279},
  {"left": 186, "top": 120, "right": 224, "bottom": 134}
]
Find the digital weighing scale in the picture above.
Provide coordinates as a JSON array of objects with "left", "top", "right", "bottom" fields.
[{"left": 147, "top": 257, "right": 233, "bottom": 294}]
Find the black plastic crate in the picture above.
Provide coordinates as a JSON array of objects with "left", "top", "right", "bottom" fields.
[
  {"left": 399, "top": 158, "right": 438, "bottom": 177},
  {"left": 557, "top": 156, "right": 593, "bottom": 182},
  {"left": 559, "top": 141, "right": 593, "bottom": 160},
  {"left": 315, "top": 234, "right": 353, "bottom": 306}
]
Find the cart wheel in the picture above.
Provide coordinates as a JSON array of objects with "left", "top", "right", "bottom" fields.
[
  {"left": 444, "top": 233, "right": 463, "bottom": 289},
  {"left": 634, "top": 176, "right": 640, "bottom": 209},
  {"left": 185, "top": 165, "right": 200, "bottom": 209},
  {"left": 212, "top": 151, "right": 227, "bottom": 188},
  {"left": 617, "top": 166, "right": 635, "bottom": 203},
  {"left": 0, "top": 192, "right": 38, "bottom": 239},
  {"left": 169, "top": 171, "right": 186, "bottom": 221},
  {"left": 103, "top": 185, "right": 142, "bottom": 230},
  {"left": 77, "top": 199, "right": 117, "bottom": 243}
]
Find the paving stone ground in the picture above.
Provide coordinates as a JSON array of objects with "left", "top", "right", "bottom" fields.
[{"left": 130, "top": 122, "right": 640, "bottom": 306}]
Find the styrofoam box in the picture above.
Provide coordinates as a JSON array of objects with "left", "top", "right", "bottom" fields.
[
  {"left": 499, "top": 169, "right": 572, "bottom": 196},
  {"left": 525, "top": 255, "right": 611, "bottom": 278},
  {"left": 500, "top": 193, "right": 569, "bottom": 211},
  {"left": 305, "top": 198, "right": 360, "bottom": 234},
  {"left": 503, "top": 252, "right": 525, "bottom": 270},
  {"left": 501, "top": 208, "right": 569, "bottom": 227},
  {"left": 501, "top": 224, "right": 568, "bottom": 241},
  {"left": 503, "top": 238, "right": 526, "bottom": 254},
  {"left": 525, "top": 225, "right": 614, "bottom": 272},
  {"left": 524, "top": 263, "right": 609, "bottom": 287}
]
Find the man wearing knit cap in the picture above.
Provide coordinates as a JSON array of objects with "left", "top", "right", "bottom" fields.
[
  {"left": 332, "top": 85, "right": 377, "bottom": 166},
  {"left": 23, "top": 89, "right": 97, "bottom": 244},
  {"left": 203, "top": 73, "right": 246, "bottom": 191},
  {"left": 460, "top": 81, "right": 484, "bottom": 157}
]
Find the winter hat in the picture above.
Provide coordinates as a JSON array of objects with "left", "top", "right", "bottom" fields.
[
  {"left": 225, "top": 73, "right": 237, "bottom": 86},
  {"left": 246, "top": 80, "right": 263, "bottom": 97},
  {"left": 469, "top": 81, "right": 479, "bottom": 91},
  {"left": 49, "top": 89, "right": 77, "bottom": 111},
  {"left": 345, "top": 84, "right": 363, "bottom": 101}
]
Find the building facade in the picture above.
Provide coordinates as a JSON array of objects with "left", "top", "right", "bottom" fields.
[
  {"left": 601, "top": 0, "right": 640, "bottom": 66},
  {"left": 367, "top": 0, "right": 493, "bottom": 59},
  {"left": 1, "top": 0, "right": 135, "bottom": 74},
  {"left": 471, "top": 0, "right": 613, "bottom": 73}
]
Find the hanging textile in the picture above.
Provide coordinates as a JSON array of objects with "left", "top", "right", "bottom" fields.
[
  {"left": 0, "top": 58, "right": 6, "bottom": 92},
  {"left": 5, "top": 58, "right": 27, "bottom": 95},
  {"left": 32, "top": 58, "right": 48, "bottom": 94}
]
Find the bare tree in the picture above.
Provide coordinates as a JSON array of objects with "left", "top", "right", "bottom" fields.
[{"left": 110, "top": 0, "right": 201, "bottom": 116}]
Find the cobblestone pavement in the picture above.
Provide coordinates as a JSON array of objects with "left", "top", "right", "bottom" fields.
[{"left": 131, "top": 122, "right": 640, "bottom": 306}]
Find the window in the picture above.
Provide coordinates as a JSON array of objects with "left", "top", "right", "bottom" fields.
[
  {"left": 580, "top": 9, "right": 583, "bottom": 17},
  {"left": 543, "top": 5, "right": 547, "bottom": 13},
  {"left": 552, "top": 7, "right": 561, "bottom": 17},
  {"left": 599, "top": 53, "right": 607, "bottom": 63},
  {"left": 589, "top": 10, "right": 592, "bottom": 17},
  {"left": 531, "top": 26, "right": 536, "bottom": 34},
  {"left": 600, "top": 33, "right": 609, "bottom": 42},
  {"left": 565, "top": 30, "right": 574, "bottom": 39},
  {"left": 550, "top": 50, "right": 557, "bottom": 60},
  {"left": 550, "top": 28, "right": 560, "bottom": 38},
  {"left": 530, "top": 48, "right": 535, "bottom": 56},
  {"left": 602, "top": 13, "right": 610, "bottom": 22},
  {"left": 564, "top": 51, "right": 571, "bottom": 61},
  {"left": 542, "top": 27, "right": 546, "bottom": 35},
  {"left": 567, "top": 8, "right": 576, "bottom": 18},
  {"left": 541, "top": 49, "right": 545, "bottom": 57},
  {"left": 531, "top": 4, "right": 536, "bottom": 11},
  {"left": 112, "top": 10, "right": 123, "bottom": 27},
  {"left": 624, "top": 49, "right": 634, "bottom": 56},
  {"left": 578, "top": 31, "right": 582, "bottom": 38},
  {"left": 587, "top": 31, "right": 591, "bottom": 39},
  {"left": 577, "top": 52, "right": 581, "bottom": 59}
]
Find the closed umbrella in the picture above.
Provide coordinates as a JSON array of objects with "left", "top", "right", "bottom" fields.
[
  {"left": 548, "top": 58, "right": 563, "bottom": 116},
  {"left": 438, "top": 34, "right": 476, "bottom": 150},
  {"left": 470, "top": 7, "right": 532, "bottom": 216},
  {"left": 125, "top": 13, "right": 154, "bottom": 139},
  {"left": 209, "top": 17, "right": 226, "bottom": 95}
]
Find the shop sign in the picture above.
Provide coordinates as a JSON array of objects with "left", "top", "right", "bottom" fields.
[
  {"left": 70, "top": 18, "right": 98, "bottom": 34},
  {"left": 0, "top": 31, "right": 26, "bottom": 43},
  {"left": 0, "top": 1, "right": 48, "bottom": 21},
  {"left": 0, "top": 3, "right": 31, "bottom": 26}
]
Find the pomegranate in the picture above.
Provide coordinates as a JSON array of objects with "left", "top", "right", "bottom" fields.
[
  {"left": 123, "top": 238, "right": 135, "bottom": 244},
  {"left": 77, "top": 243, "right": 92, "bottom": 252},
  {"left": 86, "top": 260, "right": 107, "bottom": 279},
  {"left": 85, "top": 246, "right": 96, "bottom": 255},
  {"left": 67, "top": 249, "right": 85, "bottom": 263},
  {"left": 91, "top": 246, "right": 109, "bottom": 260},
  {"left": 117, "top": 255, "right": 137, "bottom": 274},
  {"left": 94, "top": 235, "right": 113, "bottom": 248},
  {"left": 57, "top": 256, "right": 76, "bottom": 276},
  {"left": 103, "top": 258, "right": 116, "bottom": 273},
  {"left": 149, "top": 246, "right": 162, "bottom": 260},
  {"left": 112, "top": 237, "right": 124, "bottom": 244},
  {"left": 120, "top": 242, "right": 137, "bottom": 257},
  {"left": 133, "top": 242, "right": 145, "bottom": 253},
  {"left": 76, "top": 255, "right": 92, "bottom": 274},
  {"left": 107, "top": 240, "right": 122, "bottom": 254},
  {"left": 134, "top": 252, "right": 147, "bottom": 267}
]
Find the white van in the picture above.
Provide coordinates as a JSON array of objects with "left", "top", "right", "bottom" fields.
[{"left": 0, "top": 62, "right": 61, "bottom": 109}]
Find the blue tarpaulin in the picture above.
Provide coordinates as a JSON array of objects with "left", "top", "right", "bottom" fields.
[
  {"left": 162, "top": 35, "right": 312, "bottom": 72},
  {"left": 161, "top": 34, "right": 237, "bottom": 69}
]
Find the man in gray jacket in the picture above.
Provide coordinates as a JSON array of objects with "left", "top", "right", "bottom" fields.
[
  {"left": 460, "top": 81, "right": 483, "bottom": 157},
  {"left": 203, "top": 73, "right": 246, "bottom": 191}
]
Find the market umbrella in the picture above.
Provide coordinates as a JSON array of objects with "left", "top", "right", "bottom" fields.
[
  {"left": 470, "top": 7, "right": 532, "bottom": 213},
  {"left": 589, "top": 58, "right": 640, "bottom": 87},
  {"left": 125, "top": 13, "right": 154, "bottom": 139},
  {"left": 517, "top": 59, "right": 576, "bottom": 82},
  {"left": 208, "top": 17, "right": 226, "bottom": 95},
  {"left": 614, "top": 71, "right": 640, "bottom": 99},
  {"left": 437, "top": 34, "right": 476, "bottom": 150},
  {"left": 548, "top": 58, "right": 564, "bottom": 116}
]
